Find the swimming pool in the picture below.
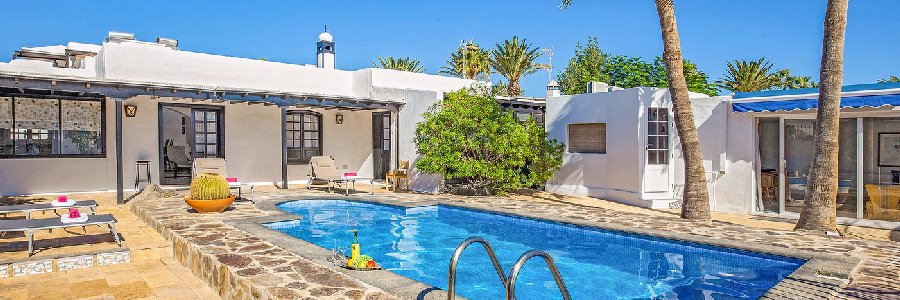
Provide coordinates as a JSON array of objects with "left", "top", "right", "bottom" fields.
[{"left": 266, "top": 200, "right": 803, "bottom": 299}]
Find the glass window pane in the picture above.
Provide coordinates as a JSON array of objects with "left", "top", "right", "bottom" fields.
[
  {"left": 206, "top": 134, "right": 217, "bottom": 144},
  {"left": 206, "top": 145, "right": 217, "bottom": 155},
  {"left": 14, "top": 98, "right": 60, "bottom": 155},
  {"left": 658, "top": 122, "right": 668, "bottom": 136},
  {"left": 205, "top": 112, "right": 216, "bottom": 121},
  {"left": 61, "top": 100, "right": 102, "bottom": 155},
  {"left": 195, "top": 123, "right": 205, "bottom": 133},
  {"left": 648, "top": 123, "right": 658, "bottom": 135},
  {"left": 658, "top": 109, "right": 668, "bottom": 121},
  {"left": 194, "top": 111, "right": 203, "bottom": 119},
  {"left": 196, "top": 134, "right": 206, "bottom": 144},
  {"left": 206, "top": 123, "right": 217, "bottom": 133},
  {"left": 648, "top": 108, "right": 658, "bottom": 121},
  {"left": 0, "top": 97, "right": 13, "bottom": 155},
  {"left": 195, "top": 144, "right": 205, "bottom": 154}
]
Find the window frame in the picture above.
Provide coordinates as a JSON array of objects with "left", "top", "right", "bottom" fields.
[
  {"left": 647, "top": 107, "right": 670, "bottom": 165},
  {"left": 0, "top": 94, "right": 106, "bottom": 159},
  {"left": 567, "top": 123, "right": 607, "bottom": 154},
  {"left": 286, "top": 111, "right": 323, "bottom": 165}
]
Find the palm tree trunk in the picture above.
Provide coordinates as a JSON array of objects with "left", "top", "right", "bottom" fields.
[
  {"left": 655, "top": 0, "right": 710, "bottom": 219},
  {"left": 795, "top": 0, "right": 849, "bottom": 232},
  {"left": 508, "top": 80, "right": 522, "bottom": 97}
]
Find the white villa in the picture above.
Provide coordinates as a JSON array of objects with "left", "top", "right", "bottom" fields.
[
  {"left": 545, "top": 81, "right": 900, "bottom": 227},
  {"left": 1, "top": 29, "right": 897, "bottom": 229},
  {"left": 0, "top": 30, "right": 478, "bottom": 202}
]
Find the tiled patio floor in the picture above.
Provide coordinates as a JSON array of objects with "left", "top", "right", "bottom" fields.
[{"left": 0, "top": 192, "right": 219, "bottom": 300}]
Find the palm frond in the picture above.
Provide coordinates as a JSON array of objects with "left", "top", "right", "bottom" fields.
[{"left": 375, "top": 56, "right": 426, "bottom": 73}]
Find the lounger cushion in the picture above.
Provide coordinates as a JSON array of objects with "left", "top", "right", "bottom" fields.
[
  {"left": 0, "top": 200, "right": 98, "bottom": 214},
  {"left": 0, "top": 214, "right": 116, "bottom": 232}
]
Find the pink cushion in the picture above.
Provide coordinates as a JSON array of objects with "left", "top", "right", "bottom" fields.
[
  {"left": 226, "top": 178, "right": 239, "bottom": 183},
  {"left": 344, "top": 172, "right": 357, "bottom": 177},
  {"left": 57, "top": 195, "right": 68, "bottom": 202}
]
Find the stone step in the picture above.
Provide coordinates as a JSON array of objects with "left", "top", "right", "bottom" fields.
[{"left": 0, "top": 247, "right": 131, "bottom": 277}]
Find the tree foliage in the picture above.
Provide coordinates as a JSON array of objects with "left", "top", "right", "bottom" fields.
[
  {"left": 374, "top": 56, "right": 425, "bottom": 73},
  {"left": 557, "top": 37, "right": 718, "bottom": 96},
  {"left": 879, "top": 75, "right": 900, "bottom": 83},
  {"left": 414, "top": 89, "right": 563, "bottom": 194},
  {"left": 440, "top": 41, "right": 491, "bottom": 80},
  {"left": 490, "top": 36, "right": 545, "bottom": 97},
  {"left": 718, "top": 58, "right": 817, "bottom": 92}
]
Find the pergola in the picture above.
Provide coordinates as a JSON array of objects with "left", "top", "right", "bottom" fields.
[{"left": 0, "top": 71, "right": 404, "bottom": 204}]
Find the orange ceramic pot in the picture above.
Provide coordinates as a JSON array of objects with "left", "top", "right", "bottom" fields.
[{"left": 184, "top": 195, "right": 236, "bottom": 213}]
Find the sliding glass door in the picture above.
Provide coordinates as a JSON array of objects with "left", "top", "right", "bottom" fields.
[{"left": 758, "top": 117, "right": 858, "bottom": 219}]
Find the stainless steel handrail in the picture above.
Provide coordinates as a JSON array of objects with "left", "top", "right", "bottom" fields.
[
  {"left": 447, "top": 237, "right": 509, "bottom": 300},
  {"left": 506, "top": 250, "right": 572, "bottom": 300}
]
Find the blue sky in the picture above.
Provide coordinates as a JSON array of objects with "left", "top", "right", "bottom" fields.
[{"left": 1, "top": 1, "right": 897, "bottom": 97}]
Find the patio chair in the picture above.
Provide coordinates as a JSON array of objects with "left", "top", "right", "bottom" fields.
[
  {"left": 308, "top": 156, "right": 375, "bottom": 195},
  {"left": 0, "top": 200, "right": 98, "bottom": 219},
  {"left": 864, "top": 184, "right": 900, "bottom": 221},
  {"left": 0, "top": 214, "right": 121, "bottom": 256},
  {"left": 192, "top": 158, "right": 254, "bottom": 202},
  {"left": 164, "top": 145, "right": 193, "bottom": 178}
]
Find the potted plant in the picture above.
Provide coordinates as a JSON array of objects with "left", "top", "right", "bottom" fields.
[{"left": 185, "top": 173, "right": 235, "bottom": 213}]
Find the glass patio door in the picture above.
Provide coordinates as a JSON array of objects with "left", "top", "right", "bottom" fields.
[
  {"left": 779, "top": 118, "right": 857, "bottom": 217},
  {"left": 192, "top": 109, "right": 223, "bottom": 158}
]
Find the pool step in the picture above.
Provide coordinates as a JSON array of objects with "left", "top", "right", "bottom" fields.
[{"left": 447, "top": 236, "right": 571, "bottom": 300}]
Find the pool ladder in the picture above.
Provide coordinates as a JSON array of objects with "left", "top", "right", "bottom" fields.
[{"left": 447, "top": 237, "right": 572, "bottom": 300}]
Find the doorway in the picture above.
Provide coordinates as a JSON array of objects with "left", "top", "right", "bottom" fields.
[
  {"left": 372, "top": 112, "right": 391, "bottom": 179},
  {"left": 159, "top": 104, "right": 224, "bottom": 185}
]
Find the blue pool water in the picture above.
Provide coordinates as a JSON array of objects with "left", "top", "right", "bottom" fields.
[{"left": 266, "top": 200, "right": 803, "bottom": 300}]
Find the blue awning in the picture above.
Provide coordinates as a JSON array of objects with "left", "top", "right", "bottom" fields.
[{"left": 733, "top": 93, "right": 900, "bottom": 113}]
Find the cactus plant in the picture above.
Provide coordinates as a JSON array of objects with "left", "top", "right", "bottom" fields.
[{"left": 189, "top": 173, "right": 231, "bottom": 200}]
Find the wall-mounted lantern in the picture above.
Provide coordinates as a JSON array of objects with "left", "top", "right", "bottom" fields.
[
  {"left": 124, "top": 105, "right": 138, "bottom": 117},
  {"left": 336, "top": 114, "right": 344, "bottom": 124}
]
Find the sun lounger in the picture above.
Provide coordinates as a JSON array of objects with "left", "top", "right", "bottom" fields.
[
  {"left": 193, "top": 158, "right": 254, "bottom": 202},
  {"left": 0, "top": 200, "right": 98, "bottom": 219},
  {"left": 0, "top": 214, "right": 120, "bottom": 256},
  {"left": 309, "top": 156, "right": 375, "bottom": 195}
]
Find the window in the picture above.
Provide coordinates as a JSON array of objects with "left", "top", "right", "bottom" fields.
[
  {"left": 193, "top": 109, "right": 221, "bottom": 158},
  {"left": 286, "top": 111, "right": 322, "bottom": 164},
  {"left": 647, "top": 107, "right": 669, "bottom": 164},
  {"left": 568, "top": 123, "right": 606, "bottom": 154},
  {"left": 0, "top": 96, "right": 104, "bottom": 158}
]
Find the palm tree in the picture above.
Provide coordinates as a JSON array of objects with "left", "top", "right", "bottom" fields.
[
  {"left": 717, "top": 58, "right": 780, "bottom": 92},
  {"left": 795, "top": 0, "right": 849, "bottom": 232},
  {"left": 878, "top": 76, "right": 900, "bottom": 83},
  {"left": 654, "top": 0, "right": 711, "bottom": 220},
  {"left": 774, "top": 69, "right": 818, "bottom": 89},
  {"left": 374, "top": 57, "right": 425, "bottom": 73},
  {"left": 440, "top": 41, "right": 491, "bottom": 80},
  {"left": 489, "top": 36, "right": 544, "bottom": 97}
]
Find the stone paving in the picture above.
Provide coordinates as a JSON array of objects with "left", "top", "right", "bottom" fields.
[
  {"left": 126, "top": 184, "right": 900, "bottom": 300},
  {"left": 0, "top": 192, "right": 220, "bottom": 300}
]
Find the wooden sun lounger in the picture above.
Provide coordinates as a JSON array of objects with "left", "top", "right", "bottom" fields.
[
  {"left": 0, "top": 200, "right": 98, "bottom": 219},
  {"left": 0, "top": 214, "right": 120, "bottom": 256}
]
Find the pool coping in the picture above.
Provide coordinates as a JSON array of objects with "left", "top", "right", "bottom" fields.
[{"left": 232, "top": 193, "right": 861, "bottom": 299}]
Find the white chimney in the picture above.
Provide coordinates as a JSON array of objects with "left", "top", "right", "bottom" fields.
[
  {"left": 156, "top": 37, "right": 178, "bottom": 49},
  {"left": 547, "top": 80, "right": 561, "bottom": 97},
  {"left": 586, "top": 81, "right": 609, "bottom": 93},
  {"left": 316, "top": 27, "right": 335, "bottom": 69},
  {"left": 106, "top": 31, "right": 135, "bottom": 43}
]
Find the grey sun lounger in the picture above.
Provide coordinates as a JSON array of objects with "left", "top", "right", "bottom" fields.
[
  {"left": 0, "top": 200, "right": 98, "bottom": 219},
  {"left": 0, "top": 214, "right": 120, "bottom": 256}
]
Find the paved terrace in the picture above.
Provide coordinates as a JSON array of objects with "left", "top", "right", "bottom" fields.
[{"left": 125, "top": 185, "right": 898, "bottom": 300}]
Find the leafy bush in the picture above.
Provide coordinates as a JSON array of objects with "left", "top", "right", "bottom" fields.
[{"left": 414, "top": 89, "right": 563, "bottom": 194}]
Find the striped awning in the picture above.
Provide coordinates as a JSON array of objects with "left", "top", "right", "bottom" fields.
[{"left": 733, "top": 93, "right": 900, "bottom": 113}]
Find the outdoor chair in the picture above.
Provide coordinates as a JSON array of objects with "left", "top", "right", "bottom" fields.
[
  {"left": 0, "top": 214, "right": 121, "bottom": 256},
  {"left": 192, "top": 158, "right": 254, "bottom": 202},
  {"left": 164, "top": 145, "right": 193, "bottom": 178},
  {"left": 308, "top": 156, "right": 375, "bottom": 195},
  {"left": 386, "top": 160, "right": 409, "bottom": 191},
  {"left": 0, "top": 200, "right": 98, "bottom": 219},
  {"left": 864, "top": 184, "right": 900, "bottom": 221}
]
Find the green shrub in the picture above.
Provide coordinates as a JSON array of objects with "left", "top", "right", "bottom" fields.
[
  {"left": 190, "top": 173, "right": 231, "bottom": 200},
  {"left": 414, "top": 89, "right": 563, "bottom": 194}
]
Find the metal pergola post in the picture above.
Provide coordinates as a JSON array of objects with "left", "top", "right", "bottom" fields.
[
  {"left": 281, "top": 106, "right": 288, "bottom": 189},
  {"left": 114, "top": 97, "right": 124, "bottom": 204}
]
